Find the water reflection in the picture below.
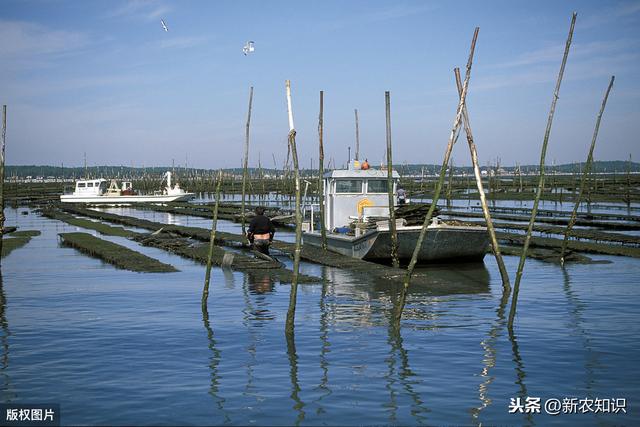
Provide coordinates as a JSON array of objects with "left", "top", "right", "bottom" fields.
[
  {"left": 243, "top": 271, "right": 275, "bottom": 324},
  {"left": 385, "top": 302, "right": 430, "bottom": 423},
  {"left": 318, "top": 263, "right": 491, "bottom": 328},
  {"left": 562, "top": 268, "right": 597, "bottom": 395},
  {"left": 285, "top": 330, "right": 305, "bottom": 426},
  {"left": 508, "top": 327, "right": 533, "bottom": 426},
  {"left": 470, "top": 290, "right": 510, "bottom": 423},
  {"left": 377, "top": 262, "right": 491, "bottom": 297},
  {"left": 313, "top": 271, "right": 332, "bottom": 414},
  {"left": 0, "top": 273, "right": 14, "bottom": 401},
  {"left": 201, "top": 290, "right": 229, "bottom": 423}
]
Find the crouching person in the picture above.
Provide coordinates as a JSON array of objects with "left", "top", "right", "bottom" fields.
[{"left": 248, "top": 206, "right": 275, "bottom": 255}]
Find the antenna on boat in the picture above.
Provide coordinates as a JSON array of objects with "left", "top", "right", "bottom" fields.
[{"left": 354, "top": 109, "right": 360, "bottom": 161}]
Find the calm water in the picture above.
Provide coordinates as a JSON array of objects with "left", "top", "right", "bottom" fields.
[{"left": 1, "top": 207, "right": 639, "bottom": 426}]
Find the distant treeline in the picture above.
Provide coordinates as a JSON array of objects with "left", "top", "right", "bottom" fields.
[{"left": 5, "top": 160, "right": 640, "bottom": 179}]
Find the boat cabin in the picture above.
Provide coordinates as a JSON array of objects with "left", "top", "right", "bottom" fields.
[
  {"left": 73, "top": 179, "right": 107, "bottom": 196},
  {"left": 106, "top": 179, "right": 134, "bottom": 196},
  {"left": 323, "top": 160, "right": 400, "bottom": 230}
]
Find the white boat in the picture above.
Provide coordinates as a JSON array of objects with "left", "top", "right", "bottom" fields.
[
  {"left": 60, "top": 171, "right": 194, "bottom": 204},
  {"left": 303, "top": 160, "right": 489, "bottom": 263}
]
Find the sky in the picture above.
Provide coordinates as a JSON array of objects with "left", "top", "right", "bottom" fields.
[{"left": 1, "top": 0, "right": 639, "bottom": 169}]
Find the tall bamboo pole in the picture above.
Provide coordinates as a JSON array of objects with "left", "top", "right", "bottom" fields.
[
  {"left": 395, "top": 27, "right": 479, "bottom": 323},
  {"left": 385, "top": 92, "right": 399, "bottom": 268},
  {"left": 0, "top": 106, "right": 6, "bottom": 261},
  {"left": 454, "top": 68, "right": 511, "bottom": 292},
  {"left": 560, "top": 76, "right": 615, "bottom": 264},
  {"left": 318, "top": 91, "right": 328, "bottom": 250},
  {"left": 203, "top": 169, "right": 223, "bottom": 309},
  {"left": 509, "top": 13, "right": 577, "bottom": 328},
  {"left": 285, "top": 80, "right": 302, "bottom": 333},
  {"left": 354, "top": 109, "right": 360, "bottom": 161},
  {"left": 241, "top": 87, "right": 254, "bottom": 243}
]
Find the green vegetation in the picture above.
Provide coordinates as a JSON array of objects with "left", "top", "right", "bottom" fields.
[{"left": 59, "top": 232, "right": 178, "bottom": 273}]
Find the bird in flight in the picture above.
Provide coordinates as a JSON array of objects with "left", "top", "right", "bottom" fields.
[
  {"left": 243, "top": 41, "right": 255, "bottom": 56},
  {"left": 160, "top": 19, "right": 169, "bottom": 32}
]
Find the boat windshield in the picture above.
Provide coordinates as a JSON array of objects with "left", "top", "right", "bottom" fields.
[
  {"left": 335, "top": 180, "right": 363, "bottom": 193},
  {"left": 367, "top": 180, "right": 388, "bottom": 193}
]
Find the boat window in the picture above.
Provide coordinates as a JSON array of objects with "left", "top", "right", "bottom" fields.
[
  {"left": 87, "top": 182, "right": 94, "bottom": 187},
  {"left": 367, "top": 180, "right": 388, "bottom": 193},
  {"left": 77, "top": 183, "right": 86, "bottom": 188},
  {"left": 335, "top": 180, "right": 363, "bottom": 193}
]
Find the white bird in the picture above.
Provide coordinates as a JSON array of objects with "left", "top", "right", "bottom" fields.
[
  {"left": 160, "top": 19, "right": 168, "bottom": 32},
  {"left": 242, "top": 40, "right": 255, "bottom": 56}
]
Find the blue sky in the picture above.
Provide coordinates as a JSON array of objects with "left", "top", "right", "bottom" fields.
[{"left": 1, "top": 0, "right": 639, "bottom": 169}]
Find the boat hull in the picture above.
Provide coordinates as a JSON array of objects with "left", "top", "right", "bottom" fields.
[
  {"left": 60, "top": 193, "right": 195, "bottom": 204},
  {"left": 304, "top": 225, "right": 489, "bottom": 263}
]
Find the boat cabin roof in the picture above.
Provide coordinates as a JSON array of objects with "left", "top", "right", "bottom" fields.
[
  {"left": 76, "top": 179, "right": 107, "bottom": 185},
  {"left": 324, "top": 169, "right": 399, "bottom": 179}
]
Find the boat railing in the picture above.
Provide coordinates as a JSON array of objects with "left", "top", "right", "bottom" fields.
[{"left": 302, "top": 203, "right": 320, "bottom": 233}]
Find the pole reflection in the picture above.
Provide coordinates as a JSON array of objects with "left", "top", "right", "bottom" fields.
[
  {"left": 508, "top": 325, "right": 533, "bottom": 426},
  {"left": 470, "top": 290, "right": 509, "bottom": 423},
  {"left": 285, "top": 329, "right": 305, "bottom": 426},
  {"left": 0, "top": 273, "right": 14, "bottom": 401},
  {"left": 561, "top": 268, "right": 597, "bottom": 395},
  {"left": 241, "top": 273, "right": 258, "bottom": 407},
  {"left": 313, "top": 267, "right": 332, "bottom": 414},
  {"left": 387, "top": 286, "right": 430, "bottom": 424},
  {"left": 201, "top": 291, "right": 229, "bottom": 423}
]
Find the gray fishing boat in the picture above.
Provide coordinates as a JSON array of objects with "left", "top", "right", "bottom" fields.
[{"left": 303, "top": 160, "right": 489, "bottom": 263}]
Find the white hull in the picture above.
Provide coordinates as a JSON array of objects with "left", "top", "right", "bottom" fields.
[{"left": 60, "top": 193, "right": 194, "bottom": 204}]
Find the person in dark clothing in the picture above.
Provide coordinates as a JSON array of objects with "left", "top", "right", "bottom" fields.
[{"left": 248, "top": 206, "right": 275, "bottom": 255}]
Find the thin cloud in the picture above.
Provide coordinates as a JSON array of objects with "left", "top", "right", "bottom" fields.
[
  {"left": 326, "top": 3, "right": 437, "bottom": 30},
  {"left": 580, "top": 1, "right": 640, "bottom": 30},
  {"left": 157, "top": 36, "right": 209, "bottom": 49},
  {"left": 489, "top": 39, "right": 638, "bottom": 70},
  {"left": 473, "top": 51, "right": 638, "bottom": 92},
  {"left": 110, "top": 0, "right": 172, "bottom": 22},
  {"left": 0, "top": 20, "right": 89, "bottom": 57}
]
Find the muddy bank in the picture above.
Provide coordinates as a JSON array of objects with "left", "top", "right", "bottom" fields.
[
  {"left": 2, "top": 230, "right": 41, "bottom": 258},
  {"left": 45, "top": 205, "right": 319, "bottom": 282},
  {"left": 41, "top": 209, "right": 137, "bottom": 238},
  {"left": 134, "top": 233, "right": 318, "bottom": 283}
]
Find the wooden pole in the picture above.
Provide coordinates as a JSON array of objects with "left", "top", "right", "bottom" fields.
[
  {"left": 0, "top": 106, "right": 6, "bottom": 261},
  {"left": 203, "top": 169, "right": 223, "bottom": 309},
  {"left": 509, "top": 13, "right": 577, "bottom": 328},
  {"left": 318, "top": 91, "right": 328, "bottom": 250},
  {"left": 395, "top": 27, "right": 479, "bottom": 323},
  {"left": 454, "top": 68, "right": 511, "bottom": 292},
  {"left": 446, "top": 157, "right": 453, "bottom": 208},
  {"left": 560, "top": 76, "right": 615, "bottom": 264},
  {"left": 241, "top": 87, "right": 254, "bottom": 244},
  {"left": 354, "top": 108, "right": 360, "bottom": 161},
  {"left": 285, "top": 80, "right": 302, "bottom": 333},
  {"left": 385, "top": 92, "right": 400, "bottom": 268},
  {"left": 626, "top": 154, "right": 632, "bottom": 206}
]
